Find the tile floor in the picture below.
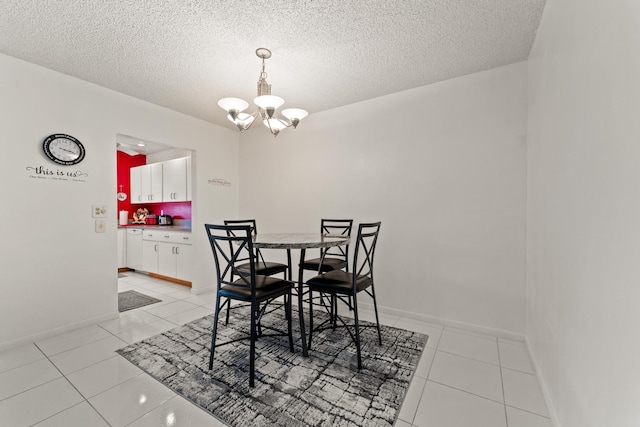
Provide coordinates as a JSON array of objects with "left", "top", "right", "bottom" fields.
[{"left": 0, "top": 272, "right": 552, "bottom": 426}]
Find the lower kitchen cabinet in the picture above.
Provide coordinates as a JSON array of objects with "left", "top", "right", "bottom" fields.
[{"left": 142, "top": 230, "right": 193, "bottom": 283}]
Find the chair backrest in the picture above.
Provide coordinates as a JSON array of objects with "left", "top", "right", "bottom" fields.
[
  {"left": 223, "top": 219, "right": 265, "bottom": 265},
  {"left": 204, "top": 224, "right": 256, "bottom": 293},
  {"left": 320, "top": 218, "right": 353, "bottom": 261},
  {"left": 351, "top": 222, "right": 381, "bottom": 284}
]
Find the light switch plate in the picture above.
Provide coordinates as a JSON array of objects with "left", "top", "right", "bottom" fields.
[
  {"left": 92, "top": 205, "right": 107, "bottom": 218},
  {"left": 95, "top": 219, "right": 106, "bottom": 233}
]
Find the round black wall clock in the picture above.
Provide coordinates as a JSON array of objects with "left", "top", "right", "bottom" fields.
[{"left": 42, "top": 134, "right": 86, "bottom": 165}]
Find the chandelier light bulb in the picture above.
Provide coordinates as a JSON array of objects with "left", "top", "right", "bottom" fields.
[{"left": 218, "top": 48, "right": 307, "bottom": 136}]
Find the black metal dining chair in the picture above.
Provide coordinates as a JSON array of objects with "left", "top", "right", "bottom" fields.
[
  {"left": 299, "top": 219, "right": 353, "bottom": 274},
  {"left": 204, "top": 223, "right": 294, "bottom": 387},
  {"left": 224, "top": 219, "right": 291, "bottom": 279},
  {"left": 306, "top": 221, "right": 382, "bottom": 370}
]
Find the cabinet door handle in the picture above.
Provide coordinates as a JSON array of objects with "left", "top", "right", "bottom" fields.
[
  {"left": 154, "top": 244, "right": 158, "bottom": 252},
  {"left": 175, "top": 246, "right": 179, "bottom": 255}
]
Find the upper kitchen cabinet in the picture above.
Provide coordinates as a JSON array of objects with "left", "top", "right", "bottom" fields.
[
  {"left": 131, "top": 157, "right": 191, "bottom": 204},
  {"left": 162, "top": 157, "right": 191, "bottom": 202},
  {"left": 131, "top": 163, "right": 163, "bottom": 203}
]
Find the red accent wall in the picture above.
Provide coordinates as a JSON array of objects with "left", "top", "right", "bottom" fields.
[{"left": 116, "top": 151, "right": 192, "bottom": 223}]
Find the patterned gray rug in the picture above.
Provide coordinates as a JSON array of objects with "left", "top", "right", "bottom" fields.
[
  {"left": 117, "top": 305, "right": 428, "bottom": 426},
  {"left": 118, "top": 290, "right": 162, "bottom": 312}
]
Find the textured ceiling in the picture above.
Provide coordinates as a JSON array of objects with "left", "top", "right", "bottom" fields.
[{"left": 0, "top": 0, "right": 546, "bottom": 130}]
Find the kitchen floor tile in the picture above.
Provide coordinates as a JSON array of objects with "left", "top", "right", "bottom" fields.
[
  {"left": 66, "top": 355, "right": 143, "bottom": 398},
  {"left": 0, "top": 358, "right": 62, "bottom": 400},
  {"left": 0, "top": 377, "right": 83, "bottom": 426},
  {"left": 49, "top": 335, "right": 127, "bottom": 375},
  {"left": 0, "top": 343, "right": 45, "bottom": 373},
  {"left": 394, "top": 419, "right": 412, "bottom": 427},
  {"left": 438, "top": 329, "right": 499, "bottom": 365},
  {"left": 506, "top": 406, "right": 553, "bottom": 427},
  {"left": 163, "top": 306, "right": 212, "bottom": 325},
  {"left": 414, "top": 347, "right": 436, "bottom": 379},
  {"left": 36, "top": 324, "right": 112, "bottom": 356},
  {"left": 502, "top": 368, "right": 548, "bottom": 416},
  {"left": 397, "top": 375, "right": 426, "bottom": 424},
  {"left": 393, "top": 318, "right": 443, "bottom": 349},
  {"left": 413, "top": 381, "right": 507, "bottom": 427},
  {"left": 89, "top": 374, "right": 177, "bottom": 426},
  {"left": 99, "top": 309, "right": 162, "bottom": 334},
  {"left": 143, "top": 300, "right": 200, "bottom": 318},
  {"left": 428, "top": 351, "right": 503, "bottom": 402},
  {"left": 116, "top": 319, "right": 177, "bottom": 344},
  {"left": 499, "top": 341, "right": 535, "bottom": 374},
  {"left": 33, "top": 401, "right": 110, "bottom": 427},
  {"left": 127, "top": 395, "right": 225, "bottom": 426}
]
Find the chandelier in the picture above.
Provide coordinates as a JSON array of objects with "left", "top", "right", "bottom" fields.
[{"left": 218, "top": 48, "right": 308, "bottom": 137}]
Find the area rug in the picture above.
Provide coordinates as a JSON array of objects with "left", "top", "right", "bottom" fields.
[
  {"left": 117, "top": 305, "right": 428, "bottom": 426},
  {"left": 118, "top": 290, "right": 162, "bottom": 312}
]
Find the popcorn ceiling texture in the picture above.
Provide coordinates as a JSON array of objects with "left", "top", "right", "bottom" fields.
[{"left": 0, "top": 0, "right": 545, "bottom": 129}]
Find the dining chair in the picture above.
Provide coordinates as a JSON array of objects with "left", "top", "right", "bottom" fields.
[
  {"left": 204, "top": 223, "right": 294, "bottom": 388},
  {"left": 306, "top": 222, "right": 382, "bottom": 370},
  {"left": 300, "top": 219, "right": 353, "bottom": 274},
  {"left": 224, "top": 219, "right": 291, "bottom": 279}
]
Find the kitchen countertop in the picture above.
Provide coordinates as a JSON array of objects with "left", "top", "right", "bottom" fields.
[{"left": 118, "top": 224, "right": 192, "bottom": 233}]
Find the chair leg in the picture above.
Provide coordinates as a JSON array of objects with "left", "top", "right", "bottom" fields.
[
  {"left": 224, "top": 298, "right": 231, "bottom": 325},
  {"left": 352, "top": 293, "right": 362, "bottom": 370},
  {"left": 308, "top": 289, "right": 313, "bottom": 349},
  {"left": 209, "top": 293, "right": 222, "bottom": 370},
  {"left": 250, "top": 300, "right": 257, "bottom": 388},
  {"left": 370, "top": 284, "right": 382, "bottom": 345},
  {"left": 286, "top": 292, "right": 294, "bottom": 352}
]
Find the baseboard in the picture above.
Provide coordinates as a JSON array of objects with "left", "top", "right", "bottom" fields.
[
  {"left": 357, "top": 301, "right": 526, "bottom": 342},
  {"left": 148, "top": 272, "right": 191, "bottom": 287},
  {"left": 0, "top": 311, "right": 120, "bottom": 353},
  {"left": 525, "top": 337, "right": 562, "bottom": 427}
]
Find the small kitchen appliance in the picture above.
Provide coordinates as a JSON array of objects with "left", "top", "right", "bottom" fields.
[{"left": 157, "top": 210, "right": 173, "bottom": 226}]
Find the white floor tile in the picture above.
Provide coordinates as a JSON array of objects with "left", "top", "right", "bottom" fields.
[
  {"left": 499, "top": 341, "right": 535, "bottom": 374},
  {"left": 394, "top": 419, "right": 412, "bottom": 427},
  {"left": 0, "top": 377, "right": 83, "bottom": 426},
  {"left": 99, "top": 309, "right": 162, "bottom": 334},
  {"left": 502, "top": 368, "right": 549, "bottom": 417},
  {"left": 397, "top": 375, "right": 426, "bottom": 424},
  {"left": 394, "top": 318, "right": 443, "bottom": 349},
  {"left": 438, "top": 329, "right": 499, "bottom": 365},
  {"left": 429, "top": 351, "right": 504, "bottom": 402},
  {"left": 0, "top": 358, "right": 61, "bottom": 400},
  {"left": 414, "top": 348, "right": 436, "bottom": 379},
  {"left": 49, "top": 335, "right": 127, "bottom": 375},
  {"left": 33, "top": 401, "right": 110, "bottom": 427},
  {"left": 413, "top": 381, "right": 507, "bottom": 427},
  {"left": 36, "top": 324, "right": 112, "bottom": 356},
  {"left": 116, "top": 319, "right": 177, "bottom": 344},
  {"left": 144, "top": 300, "right": 200, "bottom": 318},
  {"left": 506, "top": 406, "right": 553, "bottom": 427},
  {"left": 163, "top": 306, "right": 212, "bottom": 325},
  {"left": 181, "top": 292, "right": 218, "bottom": 306},
  {"left": 89, "top": 374, "right": 177, "bottom": 426},
  {"left": 127, "top": 395, "right": 226, "bottom": 426},
  {"left": 67, "top": 355, "right": 143, "bottom": 398},
  {"left": 164, "top": 289, "right": 193, "bottom": 300},
  {"left": 0, "top": 343, "right": 45, "bottom": 373}
]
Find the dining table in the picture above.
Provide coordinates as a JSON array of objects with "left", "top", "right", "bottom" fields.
[{"left": 252, "top": 233, "right": 350, "bottom": 356}]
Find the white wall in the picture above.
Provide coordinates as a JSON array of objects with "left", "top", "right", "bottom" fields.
[
  {"left": 527, "top": 1, "right": 640, "bottom": 426},
  {"left": 0, "top": 53, "right": 239, "bottom": 349},
  {"left": 239, "top": 62, "right": 528, "bottom": 335}
]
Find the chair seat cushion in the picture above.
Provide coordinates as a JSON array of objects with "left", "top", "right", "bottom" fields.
[
  {"left": 300, "top": 257, "right": 347, "bottom": 273},
  {"left": 306, "top": 269, "right": 372, "bottom": 294},
  {"left": 236, "top": 261, "right": 288, "bottom": 276},
  {"left": 220, "top": 275, "right": 293, "bottom": 301}
]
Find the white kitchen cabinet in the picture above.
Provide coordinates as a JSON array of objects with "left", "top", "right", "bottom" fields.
[
  {"left": 117, "top": 228, "right": 127, "bottom": 269},
  {"left": 142, "top": 230, "right": 193, "bottom": 282},
  {"left": 131, "top": 163, "right": 163, "bottom": 204},
  {"left": 162, "top": 157, "right": 190, "bottom": 202}
]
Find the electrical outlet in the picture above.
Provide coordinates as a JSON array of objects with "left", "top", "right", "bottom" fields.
[
  {"left": 92, "top": 205, "right": 107, "bottom": 218},
  {"left": 95, "top": 219, "right": 106, "bottom": 233}
]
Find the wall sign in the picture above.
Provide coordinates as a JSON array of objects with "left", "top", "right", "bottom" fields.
[{"left": 208, "top": 178, "right": 231, "bottom": 187}]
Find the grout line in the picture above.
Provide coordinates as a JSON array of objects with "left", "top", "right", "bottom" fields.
[
  {"left": 427, "top": 379, "right": 506, "bottom": 406},
  {"left": 497, "top": 338, "right": 509, "bottom": 426}
]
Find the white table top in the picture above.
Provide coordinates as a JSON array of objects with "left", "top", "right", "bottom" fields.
[{"left": 252, "top": 233, "right": 350, "bottom": 249}]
